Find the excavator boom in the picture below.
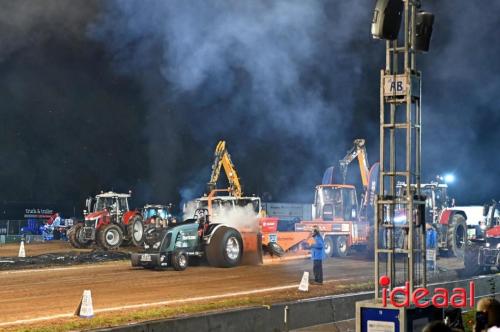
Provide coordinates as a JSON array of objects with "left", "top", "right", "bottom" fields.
[
  {"left": 207, "top": 140, "right": 243, "bottom": 197},
  {"left": 339, "top": 139, "right": 370, "bottom": 188}
]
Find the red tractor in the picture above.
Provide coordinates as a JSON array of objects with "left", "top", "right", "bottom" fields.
[
  {"left": 464, "top": 200, "right": 500, "bottom": 276},
  {"left": 68, "top": 191, "right": 145, "bottom": 250}
]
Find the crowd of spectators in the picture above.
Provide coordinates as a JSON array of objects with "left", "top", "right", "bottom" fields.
[{"left": 422, "top": 297, "right": 500, "bottom": 332}]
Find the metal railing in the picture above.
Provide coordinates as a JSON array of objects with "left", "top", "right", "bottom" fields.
[{"left": 0, "top": 220, "right": 46, "bottom": 244}]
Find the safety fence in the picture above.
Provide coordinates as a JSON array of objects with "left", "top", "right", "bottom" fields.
[
  {"left": 0, "top": 220, "right": 45, "bottom": 244},
  {"left": 0, "top": 220, "right": 25, "bottom": 235},
  {"left": 0, "top": 234, "right": 44, "bottom": 244}
]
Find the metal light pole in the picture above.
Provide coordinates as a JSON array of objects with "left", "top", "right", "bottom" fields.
[
  {"left": 374, "top": 0, "right": 425, "bottom": 298},
  {"left": 356, "top": 1, "right": 436, "bottom": 330}
]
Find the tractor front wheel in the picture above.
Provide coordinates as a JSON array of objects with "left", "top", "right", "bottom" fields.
[
  {"left": 68, "top": 223, "right": 92, "bottom": 248},
  {"left": 127, "top": 215, "right": 145, "bottom": 247},
  {"left": 205, "top": 227, "right": 243, "bottom": 268},
  {"left": 172, "top": 251, "right": 188, "bottom": 271},
  {"left": 98, "top": 224, "right": 124, "bottom": 250}
]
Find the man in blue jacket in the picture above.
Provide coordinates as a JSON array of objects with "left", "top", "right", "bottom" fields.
[
  {"left": 310, "top": 226, "right": 325, "bottom": 284},
  {"left": 426, "top": 222, "right": 437, "bottom": 271}
]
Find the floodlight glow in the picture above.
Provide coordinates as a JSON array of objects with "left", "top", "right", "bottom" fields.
[{"left": 444, "top": 174, "right": 455, "bottom": 184}]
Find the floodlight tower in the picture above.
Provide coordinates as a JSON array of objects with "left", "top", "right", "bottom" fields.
[
  {"left": 373, "top": 0, "right": 428, "bottom": 297},
  {"left": 356, "top": 0, "right": 435, "bottom": 330}
]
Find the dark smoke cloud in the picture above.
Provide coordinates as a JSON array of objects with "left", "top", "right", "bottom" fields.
[
  {"left": 420, "top": 1, "right": 500, "bottom": 204},
  {"left": 0, "top": 1, "right": 98, "bottom": 60},
  {"left": 89, "top": 0, "right": 378, "bottom": 204},
  {"left": 0, "top": 1, "right": 149, "bottom": 213},
  {"left": 89, "top": 0, "right": 500, "bottom": 205},
  {"left": 0, "top": 0, "right": 499, "bottom": 216}
]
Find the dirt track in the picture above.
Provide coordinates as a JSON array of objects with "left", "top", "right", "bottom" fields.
[
  {"left": 0, "top": 249, "right": 464, "bottom": 327},
  {"left": 0, "top": 241, "right": 83, "bottom": 257},
  {"left": 0, "top": 258, "right": 366, "bottom": 323}
]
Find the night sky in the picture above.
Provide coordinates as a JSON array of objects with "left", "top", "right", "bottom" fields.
[{"left": 0, "top": 1, "right": 499, "bottom": 215}]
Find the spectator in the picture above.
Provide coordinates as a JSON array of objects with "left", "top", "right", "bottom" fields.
[
  {"left": 52, "top": 213, "right": 61, "bottom": 227},
  {"left": 444, "top": 307, "right": 465, "bottom": 331},
  {"left": 475, "top": 297, "right": 500, "bottom": 332}
]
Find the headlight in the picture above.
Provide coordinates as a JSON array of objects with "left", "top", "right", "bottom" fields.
[
  {"left": 497, "top": 243, "right": 500, "bottom": 249},
  {"left": 144, "top": 244, "right": 150, "bottom": 249},
  {"left": 160, "top": 255, "right": 165, "bottom": 262},
  {"left": 485, "top": 242, "right": 490, "bottom": 248}
]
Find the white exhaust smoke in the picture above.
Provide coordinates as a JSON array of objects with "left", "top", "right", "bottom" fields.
[{"left": 183, "top": 201, "right": 259, "bottom": 232}]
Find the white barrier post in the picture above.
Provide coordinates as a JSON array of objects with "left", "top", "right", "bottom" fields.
[
  {"left": 75, "top": 290, "right": 94, "bottom": 318},
  {"left": 18, "top": 240, "right": 26, "bottom": 258},
  {"left": 298, "top": 271, "right": 309, "bottom": 292}
]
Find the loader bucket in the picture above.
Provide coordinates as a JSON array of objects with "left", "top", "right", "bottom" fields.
[{"left": 240, "top": 231, "right": 263, "bottom": 265}]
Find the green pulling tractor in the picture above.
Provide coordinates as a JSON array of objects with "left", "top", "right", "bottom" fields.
[{"left": 131, "top": 208, "right": 259, "bottom": 270}]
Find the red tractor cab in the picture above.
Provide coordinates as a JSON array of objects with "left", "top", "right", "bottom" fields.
[{"left": 68, "top": 191, "right": 144, "bottom": 250}]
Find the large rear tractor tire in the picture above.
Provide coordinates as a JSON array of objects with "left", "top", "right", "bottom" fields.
[
  {"left": 332, "top": 236, "right": 348, "bottom": 257},
  {"left": 205, "top": 226, "right": 243, "bottom": 268},
  {"left": 172, "top": 251, "right": 188, "bottom": 271},
  {"left": 97, "top": 224, "right": 124, "bottom": 250},
  {"left": 448, "top": 215, "right": 467, "bottom": 258},
  {"left": 324, "top": 236, "right": 334, "bottom": 257},
  {"left": 127, "top": 215, "right": 145, "bottom": 247},
  {"left": 68, "top": 223, "right": 92, "bottom": 248},
  {"left": 463, "top": 242, "right": 482, "bottom": 276}
]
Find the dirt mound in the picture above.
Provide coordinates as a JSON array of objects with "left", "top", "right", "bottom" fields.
[{"left": 0, "top": 250, "right": 130, "bottom": 270}]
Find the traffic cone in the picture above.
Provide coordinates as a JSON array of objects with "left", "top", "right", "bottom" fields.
[
  {"left": 298, "top": 271, "right": 309, "bottom": 292},
  {"left": 75, "top": 290, "right": 94, "bottom": 318},
  {"left": 18, "top": 240, "right": 26, "bottom": 258}
]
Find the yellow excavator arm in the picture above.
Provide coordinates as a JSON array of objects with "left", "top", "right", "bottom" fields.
[
  {"left": 207, "top": 140, "right": 243, "bottom": 197},
  {"left": 339, "top": 139, "right": 370, "bottom": 188}
]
